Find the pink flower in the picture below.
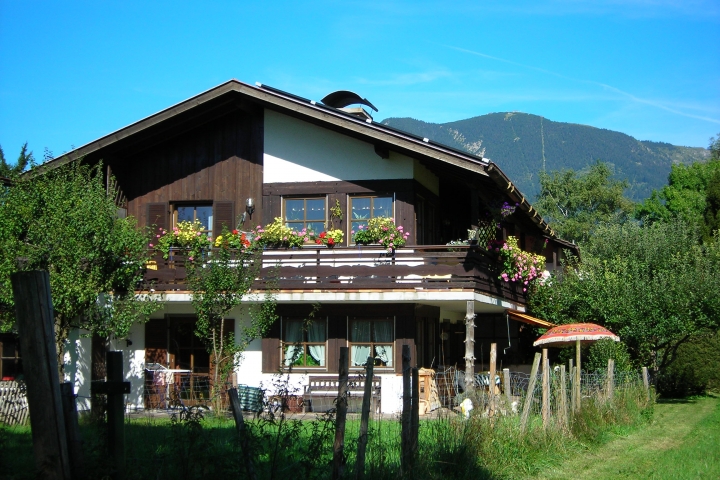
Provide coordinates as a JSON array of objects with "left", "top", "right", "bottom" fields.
[
  {"left": 156, "top": 234, "right": 161, "bottom": 238},
  {"left": 188, "top": 257, "right": 194, "bottom": 261},
  {"left": 149, "top": 243, "right": 154, "bottom": 247},
  {"left": 523, "top": 288, "right": 527, "bottom": 292}
]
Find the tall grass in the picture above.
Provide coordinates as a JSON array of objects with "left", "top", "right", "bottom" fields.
[{"left": 0, "top": 383, "right": 652, "bottom": 479}]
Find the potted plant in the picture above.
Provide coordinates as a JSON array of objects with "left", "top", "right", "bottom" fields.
[{"left": 490, "top": 236, "right": 546, "bottom": 292}]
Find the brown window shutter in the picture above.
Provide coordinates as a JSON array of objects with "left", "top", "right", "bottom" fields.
[
  {"left": 145, "top": 318, "right": 168, "bottom": 367},
  {"left": 147, "top": 202, "right": 169, "bottom": 233},
  {"left": 261, "top": 317, "right": 281, "bottom": 373},
  {"left": 213, "top": 201, "right": 235, "bottom": 235},
  {"left": 326, "top": 316, "right": 347, "bottom": 373}
]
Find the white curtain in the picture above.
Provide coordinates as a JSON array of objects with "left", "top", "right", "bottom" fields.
[
  {"left": 284, "top": 320, "right": 303, "bottom": 366},
  {"left": 373, "top": 320, "right": 393, "bottom": 366},
  {"left": 351, "top": 320, "right": 372, "bottom": 366},
  {"left": 307, "top": 320, "right": 326, "bottom": 367}
]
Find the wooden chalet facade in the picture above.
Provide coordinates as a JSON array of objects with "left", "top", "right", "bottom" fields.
[{"left": 41, "top": 80, "right": 576, "bottom": 412}]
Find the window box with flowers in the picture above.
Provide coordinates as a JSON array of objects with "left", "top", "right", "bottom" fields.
[
  {"left": 351, "top": 216, "right": 409, "bottom": 253},
  {"left": 312, "top": 229, "right": 344, "bottom": 248},
  {"left": 488, "top": 236, "right": 546, "bottom": 292},
  {"left": 152, "top": 220, "right": 213, "bottom": 262},
  {"left": 250, "top": 217, "right": 309, "bottom": 249}
]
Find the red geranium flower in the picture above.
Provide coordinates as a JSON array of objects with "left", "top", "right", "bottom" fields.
[
  {"left": 327, "top": 237, "right": 335, "bottom": 245},
  {"left": 232, "top": 229, "right": 239, "bottom": 235}
]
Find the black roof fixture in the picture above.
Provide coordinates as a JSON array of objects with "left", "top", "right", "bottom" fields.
[{"left": 321, "top": 90, "right": 378, "bottom": 112}]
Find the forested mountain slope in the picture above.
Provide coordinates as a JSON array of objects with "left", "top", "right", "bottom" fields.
[{"left": 382, "top": 113, "right": 710, "bottom": 200}]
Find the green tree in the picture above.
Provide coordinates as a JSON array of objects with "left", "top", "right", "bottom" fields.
[
  {"left": 0, "top": 162, "right": 161, "bottom": 368},
  {"left": 0, "top": 143, "right": 34, "bottom": 178},
  {"left": 529, "top": 219, "right": 720, "bottom": 372},
  {"left": 636, "top": 133, "right": 720, "bottom": 231},
  {"left": 186, "top": 229, "right": 277, "bottom": 411},
  {"left": 534, "top": 161, "right": 635, "bottom": 244}
]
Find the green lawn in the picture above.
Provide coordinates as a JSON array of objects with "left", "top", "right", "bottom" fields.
[{"left": 534, "top": 395, "right": 720, "bottom": 480}]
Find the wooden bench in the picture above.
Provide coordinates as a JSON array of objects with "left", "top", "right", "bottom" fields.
[{"left": 303, "top": 375, "right": 381, "bottom": 414}]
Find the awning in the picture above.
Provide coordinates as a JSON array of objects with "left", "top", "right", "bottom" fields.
[{"left": 505, "top": 309, "right": 556, "bottom": 329}]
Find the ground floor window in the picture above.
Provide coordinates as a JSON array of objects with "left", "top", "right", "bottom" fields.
[
  {"left": 283, "top": 318, "right": 327, "bottom": 367},
  {"left": 0, "top": 333, "right": 22, "bottom": 381},
  {"left": 349, "top": 318, "right": 394, "bottom": 368},
  {"left": 170, "top": 319, "right": 210, "bottom": 374}
]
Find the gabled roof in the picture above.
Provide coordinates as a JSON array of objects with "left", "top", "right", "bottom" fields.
[{"left": 30, "top": 79, "right": 564, "bottom": 240}]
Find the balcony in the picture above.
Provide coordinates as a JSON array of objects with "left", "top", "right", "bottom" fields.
[{"left": 141, "top": 245, "right": 528, "bottom": 303}]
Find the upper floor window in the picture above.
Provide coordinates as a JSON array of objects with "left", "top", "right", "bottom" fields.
[
  {"left": 175, "top": 204, "right": 213, "bottom": 236},
  {"left": 283, "top": 318, "right": 327, "bottom": 367},
  {"left": 350, "top": 195, "right": 393, "bottom": 234},
  {"left": 284, "top": 197, "right": 326, "bottom": 236},
  {"left": 349, "top": 318, "right": 394, "bottom": 368}
]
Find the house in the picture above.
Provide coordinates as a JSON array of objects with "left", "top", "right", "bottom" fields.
[{"left": 38, "top": 80, "right": 576, "bottom": 413}]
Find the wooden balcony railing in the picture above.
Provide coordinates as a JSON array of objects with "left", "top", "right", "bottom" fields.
[{"left": 141, "top": 245, "right": 528, "bottom": 303}]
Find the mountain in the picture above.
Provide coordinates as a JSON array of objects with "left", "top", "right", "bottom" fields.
[{"left": 381, "top": 113, "right": 710, "bottom": 200}]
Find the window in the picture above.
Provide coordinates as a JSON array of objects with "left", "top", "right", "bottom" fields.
[
  {"left": 349, "top": 318, "right": 394, "bottom": 368},
  {"left": 282, "top": 318, "right": 327, "bottom": 367},
  {"left": 174, "top": 204, "right": 213, "bottom": 236},
  {"left": 284, "top": 197, "right": 326, "bottom": 236},
  {"left": 350, "top": 196, "right": 393, "bottom": 235},
  {"left": 0, "top": 333, "right": 22, "bottom": 381}
]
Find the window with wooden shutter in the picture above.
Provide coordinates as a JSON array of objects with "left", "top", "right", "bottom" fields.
[
  {"left": 261, "top": 318, "right": 281, "bottom": 373},
  {"left": 147, "top": 202, "right": 169, "bottom": 233},
  {"left": 213, "top": 201, "right": 235, "bottom": 235},
  {"left": 145, "top": 318, "right": 168, "bottom": 367}
]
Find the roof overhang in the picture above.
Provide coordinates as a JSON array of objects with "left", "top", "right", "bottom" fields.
[{"left": 505, "top": 309, "right": 556, "bottom": 328}]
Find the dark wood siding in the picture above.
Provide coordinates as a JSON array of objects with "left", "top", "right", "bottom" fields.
[
  {"left": 394, "top": 312, "right": 416, "bottom": 373},
  {"left": 326, "top": 315, "right": 347, "bottom": 373},
  {"left": 147, "top": 203, "right": 169, "bottom": 232},
  {"left": 106, "top": 108, "right": 264, "bottom": 231}
]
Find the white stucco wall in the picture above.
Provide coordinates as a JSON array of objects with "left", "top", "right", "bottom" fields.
[
  {"left": 63, "top": 329, "right": 92, "bottom": 411},
  {"left": 264, "top": 110, "right": 414, "bottom": 183}
]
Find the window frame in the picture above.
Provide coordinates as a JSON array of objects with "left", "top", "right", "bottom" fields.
[
  {"left": 281, "top": 317, "right": 328, "bottom": 369},
  {"left": 348, "top": 194, "right": 395, "bottom": 244},
  {"left": 282, "top": 196, "right": 328, "bottom": 239},
  {"left": 172, "top": 202, "right": 214, "bottom": 237},
  {"left": 348, "top": 317, "right": 395, "bottom": 370}
]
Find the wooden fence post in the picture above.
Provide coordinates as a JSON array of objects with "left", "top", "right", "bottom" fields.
[
  {"left": 520, "top": 352, "right": 541, "bottom": 434},
  {"left": 411, "top": 367, "right": 419, "bottom": 456},
  {"left": 355, "top": 357, "right": 374, "bottom": 480},
  {"left": 106, "top": 352, "right": 126, "bottom": 480},
  {"left": 606, "top": 359, "right": 615, "bottom": 403},
  {"left": 642, "top": 367, "right": 650, "bottom": 403},
  {"left": 559, "top": 366, "right": 568, "bottom": 432},
  {"left": 401, "top": 345, "right": 412, "bottom": 475},
  {"left": 61, "top": 382, "right": 86, "bottom": 480},
  {"left": 11, "top": 270, "right": 71, "bottom": 480},
  {"left": 464, "top": 301, "right": 476, "bottom": 394},
  {"left": 228, "top": 388, "right": 257, "bottom": 480},
  {"left": 502, "top": 368, "right": 512, "bottom": 413},
  {"left": 489, "top": 343, "right": 497, "bottom": 418},
  {"left": 542, "top": 348, "right": 549, "bottom": 429},
  {"left": 332, "top": 347, "right": 349, "bottom": 480}
]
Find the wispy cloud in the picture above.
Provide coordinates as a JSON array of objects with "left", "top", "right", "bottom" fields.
[
  {"left": 445, "top": 45, "right": 720, "bottom": 125},
  {"left": 354, "top": 70, "right": 454, "bottom": 86}
]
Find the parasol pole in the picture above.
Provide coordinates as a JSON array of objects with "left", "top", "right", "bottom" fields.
[{"left": 574, "top": 339, "right": 581, "bottom": 411}]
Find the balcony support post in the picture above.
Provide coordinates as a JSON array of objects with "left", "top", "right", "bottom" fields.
[{"left": 464, "top": 301, "right": 476, "bottom": 394}]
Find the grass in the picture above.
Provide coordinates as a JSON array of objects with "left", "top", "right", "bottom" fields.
[
  {"left": 534, "top": 395, "right": 720, "bottom": 480},
  {"left": 0, "top": 386, "right": 679, "bottom": 480}
]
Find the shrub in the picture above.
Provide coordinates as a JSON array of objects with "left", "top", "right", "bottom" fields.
[
  {"left": 657, "top": 330, "right": 720, "bottom": 397},
  {"left": 586, "top": 339, "right": 635, "bottom": 373}
]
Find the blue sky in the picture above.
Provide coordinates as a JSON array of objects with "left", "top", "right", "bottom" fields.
[{"left": 1, "top": 0, "right": 718, "bottom": 164}]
